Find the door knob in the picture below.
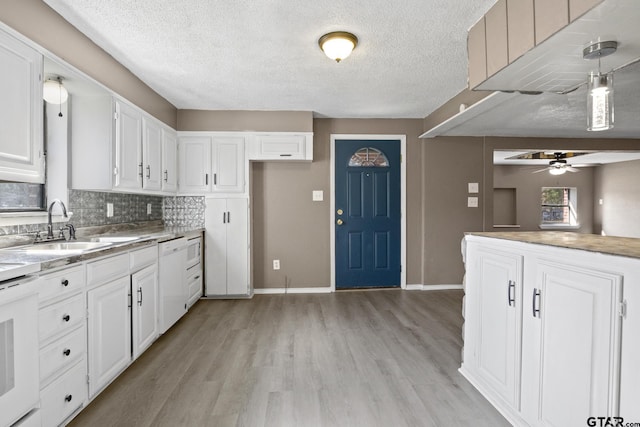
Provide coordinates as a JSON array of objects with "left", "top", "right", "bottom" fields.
[{"left": 337, "top": 219, "right": 344, "bottom": 225}]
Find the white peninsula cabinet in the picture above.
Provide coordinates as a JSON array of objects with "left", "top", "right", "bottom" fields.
[
  {"left": 0, "top": 28, "right": 44, "bottom": 184},
  {"left": 462, "top": 233, "right": 639, "bottom": 426},
  {"left": 70, "top": 95, "right": 177, "bottom": 195}
]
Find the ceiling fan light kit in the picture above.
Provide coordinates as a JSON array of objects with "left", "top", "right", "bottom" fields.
[
  {"left": 318, "top": 31, "right": 358, "bottom": 63},
  {"left": 583, "top": 41, "right": 617, "bottom": 132}
]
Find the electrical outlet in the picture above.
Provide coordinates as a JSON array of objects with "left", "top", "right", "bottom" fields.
[
  {"left": 312, "top": 190, "right": 324, "bottom": 201},
  {"left": 467, "top": 197, "right": 478, "bottom": 208},
  {"left": 273, "top": 259, "right": 280, "bottom": 270},
  {"left": 147, "top": 203, "right": 152, "bottom": 215},
  {"left": 106, "top": 203, "right": 114, "bottom": 217}
]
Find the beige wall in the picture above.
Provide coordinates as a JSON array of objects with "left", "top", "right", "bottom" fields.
[
  {"left": 252, "top": 118, "right": 424, "bottom": 288},
  {"left": 593, "top": 159, "right": 640, "bottom": 238},
  {"left": 178, "top": 110, "right": 313, "bottom": 132},
  {"left": 494, "top": 165, "right": 594, "bottom": 233},
  {"left": 0, "top": 0, "right": 176, "bottom": 127},
  {"left": 422, "top": 137, "right": 485, "bottom": 285}
]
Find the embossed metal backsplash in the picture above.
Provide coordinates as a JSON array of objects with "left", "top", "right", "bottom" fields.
[{"left": 163, "top": 196, "right": 205, "bottom": 227}]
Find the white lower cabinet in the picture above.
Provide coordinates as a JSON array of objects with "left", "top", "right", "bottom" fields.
[
  {"left": 205, "top": 197, "right": 250, "bottom": 296},
  {"left": 131, "top": 263, "right": 159, "bottom": 359},
  {"left": 462, "top": 236, "right": 625, "bottom": 426},
  {"left": 36, "top": 264, "right": 87, "bottom": 427},
  {"left": 87, "top": 275, "right": 131, "bottom": 398}
]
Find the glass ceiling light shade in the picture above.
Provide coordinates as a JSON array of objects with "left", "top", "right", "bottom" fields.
[
  {"left": 583, "top": 41, "right": 617, "bottom": 132},
  {"left": 318, "top": 31, "right": 358, "bottom": 63},
  {"left": 43, "top": 77, "right": 69, "bottom": 104},
  {"left": 549, "top": 166, "right": 567, "bottom": 175}
]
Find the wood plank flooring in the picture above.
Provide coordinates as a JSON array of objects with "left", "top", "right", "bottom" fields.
[{"left": 69, "top": 290, "right": 509, "bottom": 427}]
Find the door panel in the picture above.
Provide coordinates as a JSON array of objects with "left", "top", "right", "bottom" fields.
[{"left": 335, "top": 140, "right": 400, "bottom": 288}]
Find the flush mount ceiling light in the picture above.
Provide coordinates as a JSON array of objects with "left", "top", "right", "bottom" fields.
[
  {"left": 43, "top": 76, "right": 69, "bottom": 105},
  {"left": 318, "top": 31, "right": 358, "bottom": 63},
  {"left": 583, "top": 41, "right": 617, "bottom": 132}
]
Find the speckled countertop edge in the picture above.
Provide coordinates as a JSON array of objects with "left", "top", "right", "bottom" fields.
[
  {"left": 466, "top": 231, "right": 640, "bottom": 259},
  {"left": 0, "top": 222, "right": 204, "bottom": 279}
]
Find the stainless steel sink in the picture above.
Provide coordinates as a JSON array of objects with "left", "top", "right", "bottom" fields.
[
  {"left": 10, "top": 241, "right": 113, "bottom": 254},
  {"left": 89, "top": 236, "right": 139, "bottom": 243}
]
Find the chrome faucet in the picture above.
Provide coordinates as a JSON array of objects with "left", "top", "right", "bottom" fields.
[{"left": 47, "top": 199, "right": 68, "bottom": 239}]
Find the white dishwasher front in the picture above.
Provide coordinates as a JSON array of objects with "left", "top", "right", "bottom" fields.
[{"left": 158, "top": 237, "right": 188, "bottom": 334}]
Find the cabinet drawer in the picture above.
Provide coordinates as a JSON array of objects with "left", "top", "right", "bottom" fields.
[
  {"left": 87, "top": 253, "right": 129, "bottom": 287},
  {"left": 249, "top": 134, "right": 310, "bottom": 160},
  {"left": 40, "top": 359, "right": 86, "bottom": 427},
  {"left": 187, "top": 264, "right": 202, "bottom": 307},
  {"left": 40, "top": 325, "right": 86, "bottom": 385},
  {"left": 130, "top": 245, "right": 157, "bottom": 271},
  {"left": 38, "top": 265, "right": 85, "bottom": 305},
  {"left": 39, "top": 293, "right": 85, "bottom": 343}
]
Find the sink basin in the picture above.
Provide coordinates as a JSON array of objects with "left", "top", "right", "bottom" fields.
[
  {"left": 13, "top": 241, "right": 113, "bottom": 254},
  {"left": 90, "top": 236, "right": 139, "bottom": 243}
]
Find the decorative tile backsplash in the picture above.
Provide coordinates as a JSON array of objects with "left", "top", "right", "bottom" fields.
[
  {"left": 163, "top": 196, "right": 205, "bottom": 227},
  {"left": 68, "top": 190, "right": 164, "bottom": 227}
]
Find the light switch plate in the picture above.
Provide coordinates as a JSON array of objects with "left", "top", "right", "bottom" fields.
[
  {"left": 106, "top": 203, "right": 114, "bottom": 217},
  {"left": 468, "top": 182, "right": 479, "bottom": 193},
  {"left": 273, "top": 259, "right": 280, "bottom": 270},
  {"left": 147, "top": 203, "right": 152, "bottom": 215},
  {"left": 467, "top": 197, "right": 479, "bottom": 208},
  {"left": 312, "top": 190, "right": 324, "bottom": 201}
]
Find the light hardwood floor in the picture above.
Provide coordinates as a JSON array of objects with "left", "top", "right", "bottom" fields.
[{"left": 69, "top": 290, "right": 508, "bottom": 427}]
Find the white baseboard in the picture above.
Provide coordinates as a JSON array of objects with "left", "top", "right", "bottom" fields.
[
  {"left": 254, "top": 287, "right": 332, "bottom": 295},
  {"left": 405, "top": 284, "right": 463, "bottom": 291}
]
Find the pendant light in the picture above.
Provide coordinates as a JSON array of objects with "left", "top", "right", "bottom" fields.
[
  {"left": 583, "top": 41, "right": 617, "bottom": 131},
  {"left": 43, "top": 76, "right": 69, "bottom": 117},
  {"left": 318, "top": 31, "right": 358, "bottom": 63}
]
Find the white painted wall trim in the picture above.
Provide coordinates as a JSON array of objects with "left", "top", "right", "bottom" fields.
[
  {"left": 330, "top": 134, "right": 407, "bottom": 292},
  {"left": 254, "top": 287, "right": 332, "bottom": 295},
  {"left": 405, "top": 284, "right": 464, "bottom": 291}
]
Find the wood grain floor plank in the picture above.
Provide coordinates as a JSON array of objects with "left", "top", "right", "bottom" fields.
[{"left": 69, "top": 290, "right": 508, "bottom": 427}]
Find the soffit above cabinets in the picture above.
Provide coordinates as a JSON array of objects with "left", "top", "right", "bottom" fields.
[{"left": 475, "top": 0, "right": 640, "bottom": 93}]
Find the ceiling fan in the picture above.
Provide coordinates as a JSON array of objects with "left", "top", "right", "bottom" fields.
[{"left": 533, "top": 152, "right": 580, "bottom": 175}]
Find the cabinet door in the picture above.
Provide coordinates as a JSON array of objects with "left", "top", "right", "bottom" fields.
[
  {"left": 226, "top": 198, "right": 249, "bottom": 295},
  {"left": 142, "top": 118, "right": 162, "bottom": 191},
  {"left": 114, "top": 100, "right": 143, "bottom": 190},
  {"left": 472, "top": 246, "right": 523, "bottom": 409},
  {"left": 179, "top": 136, "right": 211, "bottom": 193},
  {"left": 205, "top": 198, "right": 228, "bottom": 295},
  {"left": 211, "top": 136, "right": 245, "bottom": 193},
  {"left": 521, "top": 260, "right": 622, "bottom": 426},
  {"left": 132, "top": 264, "right": 158, "bottom": 359},
  {"left": 0, "top": 30, "right": 44, "bottom": 184},
  {"left": 87, "top": 276, "right": 131, "bottom": 397},
  {"left": 161, "top": 128, "right": 178, "bottom": 192}
]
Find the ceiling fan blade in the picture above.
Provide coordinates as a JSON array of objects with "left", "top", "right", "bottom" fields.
[
  {"left": 532, "top": 167, "right": 550, "bottom": 173},
  {"left": 566, "top": 166, "right": 580, "bottom": 172}
]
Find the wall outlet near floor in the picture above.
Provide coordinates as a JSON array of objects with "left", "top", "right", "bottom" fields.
[
  {"left": 273, "top": 259, "right": 280, "bottom": 270},
  {"left": 106, "top": 203, "right": 114, "bottom": 217},
  {"left": 147, "top": 203, "right": 152, "bottom": 215}
]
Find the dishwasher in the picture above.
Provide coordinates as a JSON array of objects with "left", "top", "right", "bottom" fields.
[{"left": 158, "top": 237, "right": 188, "bottom": 334}]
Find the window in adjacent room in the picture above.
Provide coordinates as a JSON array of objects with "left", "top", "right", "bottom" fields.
[{"left": 540, "top": 187, "right": 578, "bottom": 228}]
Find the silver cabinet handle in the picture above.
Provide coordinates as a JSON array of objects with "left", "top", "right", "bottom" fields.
[
  {"left": 164, "top": 170, "right": 168, "bottom": 182},
  {"left": 138, "top": 287, "right": 143, "bottom": 306},
  {"left": 227, "top": 211, "right": 231, "bottom": 223},
  {"left": 532, "top": 288, "right": 541, "bottom": 318},
  {"left": 223, "top": 212, "right": 226, "bottom": 224},
  {"left": 205, "top": 173, "right": 209, "bottom": 185},
  {"left": 146, "top": 165, "right": 151, "bottom": 179},
  {"left": 138, "top": 163, "right": 143, "bottom": 177},
  {"left": 214, "top": 173, "right": 217, "bottom": 185},
  {"left": 508, "top": 280, "right": 515, "bottom": 307}
]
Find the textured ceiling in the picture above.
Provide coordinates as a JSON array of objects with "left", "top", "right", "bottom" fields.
[{"left": 42, "top": 0, "right": 495, "bottom": 118}]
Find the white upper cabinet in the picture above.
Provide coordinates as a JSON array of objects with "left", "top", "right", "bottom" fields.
[
  {"left": 71, "top": 95, "right": 176, "bottom": 194},
  {"left": 113, "top": 100, "right": 143, "bottom": 190},
  {"left": 142, "top": 117, "right": 162, "bottom": 191},
  {"left": 211, "top": 136, "right": 245, "bottom": 193},
  {"left": 248, "top": 132, "right": 313, "bottom": 161},
  {"left": 178, "top": 136, "right": 211, "bottom": 193},
  {"left": 161, "top": 128, "right": 178, "bottom": 193},
  {"left": 0, "top": 29, "right": 44, "bottom": 183}
]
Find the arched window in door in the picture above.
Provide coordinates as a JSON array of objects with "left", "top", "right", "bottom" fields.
[{"left": 347, "top": 147, "right": 389, "bottom": 167}]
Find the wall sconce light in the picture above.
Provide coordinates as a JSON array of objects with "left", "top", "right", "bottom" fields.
[
  {"left": 583, "top": 41, "right": 617, "bottom": 131},
  {"left": 318, "top": 31, "right": 358, "bottom": 63}
]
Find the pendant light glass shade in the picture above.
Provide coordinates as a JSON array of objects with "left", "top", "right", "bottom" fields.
[
  {"left": 587, "top": 72, "right": 613, "bottom": 131},
  {"left": 43, "top": 78, "right": 69, "bottom": 104},
  {"left": 319, "top": 32, "right": 358, "bottom": 62}
]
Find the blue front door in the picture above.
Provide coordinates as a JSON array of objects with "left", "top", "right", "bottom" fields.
[{"left": 335, "top": 139, "right": 401, "bottom": 289}]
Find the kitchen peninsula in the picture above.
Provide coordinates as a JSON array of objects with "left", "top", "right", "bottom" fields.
[{"left": 461, "top": 231, "right": 640, "bottom": 426}]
